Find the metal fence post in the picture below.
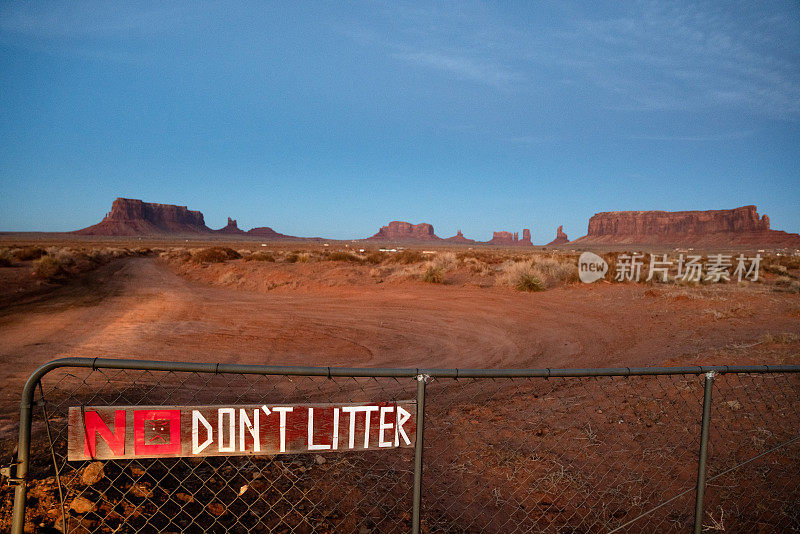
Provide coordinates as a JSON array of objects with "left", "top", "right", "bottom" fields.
[
  {"left": 412, "top": 374, "right": 428, "bottom": 534},
  {"left": 692, "top": 371, "right": 715, "bottom": 534}
]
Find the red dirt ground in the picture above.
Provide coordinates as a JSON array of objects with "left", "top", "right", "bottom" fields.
[{"left": 1, "top": 255, "right": 797, "bottom": 433}]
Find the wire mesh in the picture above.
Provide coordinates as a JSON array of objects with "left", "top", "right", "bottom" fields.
[
  {"left": 25, "top": 368, "right": 416, "bottom": 533},
  {"left": 6, "top": 365, "right": 799, "bottom": 533}
]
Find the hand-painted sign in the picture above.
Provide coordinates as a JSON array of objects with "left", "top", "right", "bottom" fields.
[{"left": 67, "top": 401, "right": 416, "bottom": 461}]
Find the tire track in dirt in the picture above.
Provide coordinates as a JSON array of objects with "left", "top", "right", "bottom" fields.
[{"left": 1, "top": 257, "right": 798, "bottom": 425}]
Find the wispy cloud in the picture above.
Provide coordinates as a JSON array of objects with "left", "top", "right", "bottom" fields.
[
  {"left": 393, "top": 51, "right": 522, "bottom": 88},
  {"left": 630, "top": 131, "right": 755, "bottom": 142},
  {"left": 536, "top": 2, "right": 800, "bottom": 117}
]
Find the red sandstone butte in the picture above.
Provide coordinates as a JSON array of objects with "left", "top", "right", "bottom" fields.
[
  {"left": 74, "top": 198, "right": 211, "bottom": 235},
  {"left": 571, "top": 206, "right": 800, "bottom": 247},
  {"left": 444, "top": 230, "right": 476, "bottom": 244},
  {"left": 214, "top": 217, "right": 246, "bottom": 235},
  {"left": 546, "top": 226, "right": 569, "bottom": 246},
  {"left": 486, "top": 229, "right": 532, "bottom": 246},
  {"left": 368, "top": 221, "right": 442, "bottom": 241}
]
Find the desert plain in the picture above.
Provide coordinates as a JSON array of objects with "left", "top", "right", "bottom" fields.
[{"left": 0, "top": 235, "right": 798, "bottom": 532}]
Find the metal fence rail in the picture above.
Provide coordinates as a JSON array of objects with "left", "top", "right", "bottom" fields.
[{"left": 5, "top": 358, "right": 800, "bottom": 533}]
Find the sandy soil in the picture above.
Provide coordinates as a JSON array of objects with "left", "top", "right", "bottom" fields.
[
  {"left": 1, "top": 256, "right": 798, "bottom": 432},
  {"left": 0, "top": 255, "right": 798, "bottom": 532}
]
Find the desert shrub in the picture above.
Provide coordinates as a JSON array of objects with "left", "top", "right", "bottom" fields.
[
  {"left": 0, "top": 250, "right": 13, "bottom": 267},
  {"left": 775, "top": 277, "right": 800, "bottom": 293},
  {"left": 532, "top": 256, "right": 578, "bottom": 284},
  {"left": 191, "top": 247, "right": 241, "bottom": 263},
  {"left": 13, "top": 247, "right": 47, "bottom": 261},
  {"left": 296, "top": 252, "right": 311, "bottom": 263},
  {"left": 432, "top": 252, "right": 457, "bottom": 271},
  {"left": 516, "top": 272, "right": 547, "bottom": 292},
  {"left": 497, "top": 261, "right": 546, "bottom": 292},
  {"left": 386, "top": 250, "right": 424, "bottom": 264},
  {"left": 54, "top": 249, "right": 77, "bottom": 267},
  {"left": 364, "top": 251, "right": 386, "bottom": 264},
  {"left": 783, "top": 257, "right": 800, "bottom": 270},
  {"left": 284, "top": 253, "right": 299, "bottom": 263},
  {"left": 764, "top": 263, "right": 789, "bottom": 276},
  {"left": 250, "top": 252, "right": 276, "bottom": 262},
  {"left": 86, "top": 250, "right": 108, "bottom": 264},
  {"left": 32, "top": 256, "right": 65, "bottom": 279},
  {"left": 163, "top": 248, "right": 191, "bottom": 262},
  {"left": 456, "top": 250, "right": 504, "bottom": 265},
  {"left": 327, "top": 251, "right": 363, "bottom": 263},
  {"left": 463, "top": 257, "right": 492, "bottom": 275},
  {"left": 422, "top": 266, "right": 444, "bottom": 283}
]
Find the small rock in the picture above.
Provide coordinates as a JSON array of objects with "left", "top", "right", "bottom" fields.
[
  {"left": 70, "top": 496, "right": 95, "bottom": 514},
  {"left": 130, "top": 466, "right": 145, "bottom": 477},
  {"left": 175, "top": 492, "right": 194, "bottom": 503},
  {"left": 315, "top": 455, "right": 326, "bottom": 465},
  {"left": 81, "top": 462, "right": 104, "bottom": 486},
  {"left": 129, "top": 482, "right": 153, "bottom": 498},
  {"left": 207, "top": 502, "right": 227, "bottom": 517}
]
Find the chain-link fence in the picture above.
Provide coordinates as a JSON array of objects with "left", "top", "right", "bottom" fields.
[{"left": 5, "top": 359, "right": 799, "bottom": 533}]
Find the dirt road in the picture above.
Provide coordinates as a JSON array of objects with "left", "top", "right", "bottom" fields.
[{"left": 1, "top": 257, "right": 798, "bottom": 430}]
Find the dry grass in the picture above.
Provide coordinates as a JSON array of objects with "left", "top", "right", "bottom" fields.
[
  {"left": 364, "top": 251, "right": 387, "bottom": 264},
  {"left": 386, "top": 250, "right": 424, "bottom": 264},
  {"left": 456, "top": 250, "right": 506, "bottom": 265},
  {"left": 248, "top": 252, "right": 276, "bottom": 262},
  {"left": 531, "top": 256, "right": 579, "bottom": 285},
  {"left": 0, "top": 249, "right": 13, "bottom": 267},
  {"left": 191, "top": 247, "right": 241, "bottom": 263},
  {"left": 497, "top": 261, "right": 546, "bottom": 292},
  {"left": 421, "top": 253, "right": 458, "bottom": 284},
  {"left": 32, "top": 255, "right": 66, "bottom": 279},
  {"left": 13, "top": 246, "right": 47, "bottom": 261},
  {"left": 422, "top": 266, "right": 444, "bottom": 283},
  {"left": 327, "top": 251, "right": 363, "bottom": 263}
]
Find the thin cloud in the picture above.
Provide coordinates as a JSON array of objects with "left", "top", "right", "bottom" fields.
[
  {"left": 393, "top": 51, "right": 522, "bottom": 88},
  {"left": 630, "top": 131, "right": 755, "bottom": 142}
]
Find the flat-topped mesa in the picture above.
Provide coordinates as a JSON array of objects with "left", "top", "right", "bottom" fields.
[
  {"left": 215, "top": 217, "right": 246, "bottom": 235},
  {"left": 368, "top": 221, "right": 441, "bottom": 241},
  {"left": 73, "top": 198, "right": 211, "bottom": 235},
  {"left": 487, "top": 229, "right": 533, "bottom": 246},
  {"left": 572, "top": 205, "right": 800, "bottom": 246},
  {"left": 546, "top": 225, "right": 569, "bottom": 246},
  {"left": 444, "top": 229, "right": 476, "bottom": 244},
  {"left": 588, "top": 205, "right": 769, "bottom": 237}
]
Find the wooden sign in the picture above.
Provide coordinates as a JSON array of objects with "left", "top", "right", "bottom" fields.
[{"left": 67, "top": 401, "right": 416, "bottom": 461}]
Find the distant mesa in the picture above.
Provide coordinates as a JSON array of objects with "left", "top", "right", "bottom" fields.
[
  {"left": 571, "top": 205, "right": 800, "bottom": 247},
  {"left": 487, "top": 229, "right": 532, "bottom": 246},
  {"left": 368, "top": 221, "right": 442, "bottom": 241},
  {"left": 246, "top": 226, "right": 297, "bottom": 240},
  {"left": 73, "top": 198, "right": 304, "bottom": 239},
  {"left": 69, "top": 198, "right": 798, "bottom": 248},
  {"left": 546, "top": 225, "right": 570, "bottom": 246},
  {"left": 444, "top": 230, "right": 476, "bottom": 244},
  {"left": 215, "top": 217, "right": 246, "bottom": 235},
  {"left": 74, "top": 198, "right": 210, "bottom": 236}
]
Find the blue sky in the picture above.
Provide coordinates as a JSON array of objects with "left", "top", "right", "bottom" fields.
[{"left": 1, "top": 1, "right": 798, "bottom": 242}]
